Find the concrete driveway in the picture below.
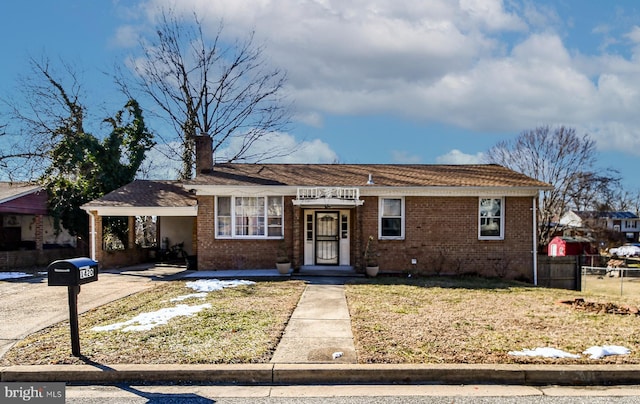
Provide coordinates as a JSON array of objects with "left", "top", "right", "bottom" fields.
[{"left": 0, "top": 264, "right": 188, "bottom": 358}]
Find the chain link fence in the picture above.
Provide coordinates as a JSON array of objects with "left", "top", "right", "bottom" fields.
[{"left": 581, "top": 254, "right": 640, "bottom": 297}]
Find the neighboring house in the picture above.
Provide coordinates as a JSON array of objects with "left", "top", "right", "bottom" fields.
[
  {"left": 559, "top": 210, "right": 640, "bottom": 243},
  {"left": 0, "top": 182, "right": 82, "bottom": 270},
  {"left": 81, "top": 135, "right": 552, "bottom": 282}
]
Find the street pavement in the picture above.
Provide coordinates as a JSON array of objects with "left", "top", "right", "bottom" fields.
[{"left": 61, "top": 384, "right": 640, "bottom": 403}]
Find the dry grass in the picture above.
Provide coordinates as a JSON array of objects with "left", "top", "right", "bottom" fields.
[
  {"left": 582, "top": 273, "right": 640, "bottom": 298},
  {"left": 346, "top": 276, "right": 640, "bottom": 364},
  {"left": 1, "top": 280, "right": 306, "bottom": 365},
  {"left": 5, "top": 275, "right": 640, "bottom": 366}
]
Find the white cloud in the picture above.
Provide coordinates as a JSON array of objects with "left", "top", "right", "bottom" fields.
[
  {"left": 293, "top": 111, "right": 324, "bottom": 128},
  {"left": 459, "top": 0, "right": 526, "bottom": 32},
  {"left": 130, "top": 0, "right": 640, "bottom": 156},
  {"left": 111, "top": 25, "right": 139, "bottom": 48},
  {"left": 436, "top": 149, "right": 485, "bottom": 164},
  {"left": 215, "top": 132, "right": 339, "bottom": 164},
  {"left": 625, "top": 26, "right": 640, "bottom": 43}
]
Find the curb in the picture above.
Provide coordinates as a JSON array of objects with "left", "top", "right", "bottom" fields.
[{"left": 3, "top": 364, "right": 640, "bottom": 386}]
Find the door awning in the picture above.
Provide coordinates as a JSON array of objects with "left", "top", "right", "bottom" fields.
[{"left": 292, "top": 187, "right": 364, "bottom": 207}]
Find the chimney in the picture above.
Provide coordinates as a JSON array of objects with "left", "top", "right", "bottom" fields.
[{"left": 195, "top": 134, "right": 213, "bottom": 175}]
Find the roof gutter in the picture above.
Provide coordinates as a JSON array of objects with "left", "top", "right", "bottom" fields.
[
  {"left": 88, "top": 210, "right": 97, "bottom": 262},
  {"left": 533, "top": 196, "right": 538, "bottom": 286},
  {"left": 187, "top": 184, "right": 550, "bottom": 198}
]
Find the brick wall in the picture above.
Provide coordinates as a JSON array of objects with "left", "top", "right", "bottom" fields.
[
  {"left": 99, "top": 248, "right": 150, "bottom": 269},
  {"left": 196, "top": 195, "right": 296, "bottom": 270},
  {"left": 0, "top": 247, "right": 87, "bottom": 271},
  {"left": 196, "top": 194, "right": 535, "bottom": 281},
  {"left": 366, "top": 196, "right": 534, "bottom": 281}
]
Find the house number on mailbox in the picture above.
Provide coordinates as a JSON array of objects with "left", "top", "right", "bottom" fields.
[{"left": 79, "top": 266, "right": 95, "bottom": 279}]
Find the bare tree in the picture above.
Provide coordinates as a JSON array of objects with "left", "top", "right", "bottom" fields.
[
  {"left": 0, "top": 57, "right": 154, "bottom": 236},
  {"left": 120, "top": 10, "right": 291, "bottom": 179},
  {"left": 486, "top": 125, "right": 619, "bottom": 247},
  {"left": 0, "top": 58, "right": 86, "bottom": 180},
  {"left": 0, "top": 123, "right": 30, "bottom": 180}
]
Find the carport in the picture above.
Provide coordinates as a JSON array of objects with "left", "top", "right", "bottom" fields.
[{"left": 81, "top": 180, "right": 197, "bottom": 269}]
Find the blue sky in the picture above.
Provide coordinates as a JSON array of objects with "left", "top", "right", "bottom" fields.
[{"left": 2, "top": 0, "right": 640, "bottom": 188}]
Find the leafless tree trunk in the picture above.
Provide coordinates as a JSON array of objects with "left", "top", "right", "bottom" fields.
[
  {"left": 120, "top": 10, "right": 291, "bottom": 179},
  {"left": 486, "top": 125, "right": 619, "bottom": 247}
]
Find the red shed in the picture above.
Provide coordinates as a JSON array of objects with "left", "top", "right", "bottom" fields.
[{"left": 548, "top": 236, "right": 594, "bottom": 257}]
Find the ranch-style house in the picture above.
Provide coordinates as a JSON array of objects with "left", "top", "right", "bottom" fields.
[{"left": 82, "top": 135, "right": 551, "bottom": 282}]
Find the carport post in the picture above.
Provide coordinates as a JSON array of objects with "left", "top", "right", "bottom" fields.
[{"left": 67, "top": 285, "right": 81, "bottom": 357}]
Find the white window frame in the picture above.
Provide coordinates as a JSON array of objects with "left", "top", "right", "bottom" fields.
[
  {"left": 379, "top": 197, "right": 405, "bottom": 240},
  {"left": 478, "top": 197, "right": 505, "bottom": 240},
  {"left": 215, "top": 196, "right": 284, "bottom": 239}
]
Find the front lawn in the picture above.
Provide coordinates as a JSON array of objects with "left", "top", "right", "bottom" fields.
[
  {"left": 1, "top": 280, "right": 306, "bottom": 365},
  {"left": 3, "top": 275, "right": 640, "bottom": 365},
  {"left": 346, "top": 276, "right": 640, "bottom": 364}
]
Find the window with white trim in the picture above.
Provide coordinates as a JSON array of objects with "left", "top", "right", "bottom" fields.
[
  {"left": 216, "top": 196, "right": 283, "bottom": 238},
  {"left": 479, "top": 197, "right": 504, "bottom": 240},
  {"left": 379, "top": 197, "right": 404, "bottom": 239}
]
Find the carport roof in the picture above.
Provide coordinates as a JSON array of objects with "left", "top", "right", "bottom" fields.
[{"left": 81, "top": 180, "right": 197, "bottom": 216}]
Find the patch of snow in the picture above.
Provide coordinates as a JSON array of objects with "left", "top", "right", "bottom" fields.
[
  {"left": 170, "top": 293, "right": 208, "bottom": 302},
  {"left": 0, "top": 272, "right": 31, "bottom": 280},
  {"left": 508, "top": 347, "right": 580, "bottom": 359},
  {"left": 91, "top": 279, "right": 255, "bottom": 333},
  {"left": 92, "top": 303, "right": 211, "bottom": 332},
  {"left": 185, "top": 279, "right": 255, "bottom": 292},
  {"left": 583, "top": 345, "right": 630, "bottom": 359}
]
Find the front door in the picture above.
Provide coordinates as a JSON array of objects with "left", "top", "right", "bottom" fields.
[{"left": 315, "top": 212, "right": 339, "bottom": 265}]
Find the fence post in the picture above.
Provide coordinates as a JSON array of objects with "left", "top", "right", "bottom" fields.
[{"left": 575, "top": 255, "right": 581, "bottom": 291}]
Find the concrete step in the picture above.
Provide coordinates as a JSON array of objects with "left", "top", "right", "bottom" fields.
[{"left": 297, "top": 266, "right": 361, "bottom": 277}]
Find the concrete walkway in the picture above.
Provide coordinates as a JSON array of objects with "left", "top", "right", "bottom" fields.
[{"left": 271, "top": 284, "right": 357, "bottom": 364}]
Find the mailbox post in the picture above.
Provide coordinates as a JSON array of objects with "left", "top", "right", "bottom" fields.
[{"left": 47, "top": 257, "right": 99, "bottom": 357}]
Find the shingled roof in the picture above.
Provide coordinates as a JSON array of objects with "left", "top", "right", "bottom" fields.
[
  {"left": 82, "top": 180, "right": 196, "bottom": 209},
  {"left": 0, "top": 182, "right": 48, "bottom": 215},
  {"left": 188, "top": 163, "right": 551, "bottom": 188},
  {"left": 0, "top": 182, "right": 42, "bottom": 203}
]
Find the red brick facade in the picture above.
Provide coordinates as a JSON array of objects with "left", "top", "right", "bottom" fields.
[
  {"left": 196, "top": 194, "right": 536, "bottom": 281},
  {"left": 196, "top": 195, "right": 296, "bottom": 270}
]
